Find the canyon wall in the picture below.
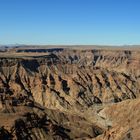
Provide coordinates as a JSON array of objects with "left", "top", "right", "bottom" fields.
[{"left": 0, "top": 48, "right": 140, "bottom": 140}]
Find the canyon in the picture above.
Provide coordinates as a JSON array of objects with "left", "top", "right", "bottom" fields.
[{"left": 0, "top": 46, "right": 140, "bottom": 140}]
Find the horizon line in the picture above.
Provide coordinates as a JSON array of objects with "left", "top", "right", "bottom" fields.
[{"left": 1, "top": 44, "right": 140, "bottom": 47}]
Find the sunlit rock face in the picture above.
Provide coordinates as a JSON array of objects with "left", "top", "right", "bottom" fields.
[{"left": 0, "top": 47, "right": 140, "bottom": 140}]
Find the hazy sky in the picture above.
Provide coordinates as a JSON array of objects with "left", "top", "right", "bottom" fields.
[{"left": 0, "top": 0, "right": 140, "bottom": 45}]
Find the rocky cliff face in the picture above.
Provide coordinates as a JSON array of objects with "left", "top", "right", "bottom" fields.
[{"left": 0, "top": 48, "right": 140, "bottom": 140}]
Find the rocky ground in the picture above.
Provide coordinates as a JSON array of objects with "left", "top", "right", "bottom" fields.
[{"left": 0, "top": 46, "right": 140, "bottom": 140}]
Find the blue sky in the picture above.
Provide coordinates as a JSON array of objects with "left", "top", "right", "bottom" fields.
[{"left": 0, "top": 0, "right": 140, "bottom": 45}]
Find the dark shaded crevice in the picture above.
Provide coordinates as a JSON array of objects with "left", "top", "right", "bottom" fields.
[
  {"left": 49, "top": 74, "right": 55, "bottom": 88},
  {"left": 62, "top": 80, "right": 70, "bottom": 95},
  {"left": 21, "top": 59, "right": 40, "bottom": 73},
  {"left": 95, "top": 75, "right": 102, "bottom": 88}
]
